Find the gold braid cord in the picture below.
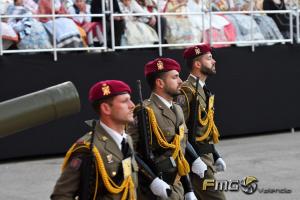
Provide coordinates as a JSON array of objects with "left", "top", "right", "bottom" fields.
[
  {"left": 196, "top": 105, "right": 219, "bottom": 144},
  {"left": 62, "top": 142, "right": 135, "bottom": 200},
  {"left": 180, "top": 86, "right": 219, "bottom": 144},
  {"left": 146, "top": 107, "right": 190, "bottom": 176}
]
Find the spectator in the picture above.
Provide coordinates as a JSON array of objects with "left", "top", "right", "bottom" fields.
[
  {"left": 187, "top": 0, "right": 236, "bottom": 48},
  {"left": 6, "top": 0, "right": 52, "bottom": 50},
  {"left": 212, "top": 0, "right": 265, "bottom": 46},
  {"left": 163, "top": 0, "right": 201, "bottom": 45},
  {"left": 0, "top": 0, "right": 13, "bottom": 15},
  {"left": 90, "top": 0, "right": 125, "bottom": 47},
  {"left": 68, "top": 0, "right": 104, "bottom": 47},
  {"left": 23, "top": 0, "right": 38, "bottom": 14},
  {"left": 263, "top": 0, "right": 292, "bottom": 39},
  {"left": 118, "top": 0, "right": 159, "bottom": 46},
  {"left": 240, "top": 0, "right": 284, "bottom": 43},
  {"left": 0, "top": 22, "right": 19, "bottom": 49},
  {"left": 38, "top": 0, "right": 83, "bottom": 48},
  {"left": 137, "top": 0, "right": 168, "bottom": 43}
]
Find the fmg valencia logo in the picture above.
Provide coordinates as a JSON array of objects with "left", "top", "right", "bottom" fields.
[{"left": 203, "top": 176, "right": 292, "bottom": 195}]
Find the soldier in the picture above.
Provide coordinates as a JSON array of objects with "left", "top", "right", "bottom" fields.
[
  {"left": 176, "top": 44, "right": 227, "bottom": 200},
  {"left": 127, "top": 58, "right": 201, "bottom": 200},
  {"left": 51, "top": 80, "right": 138, "bottom": 200}
]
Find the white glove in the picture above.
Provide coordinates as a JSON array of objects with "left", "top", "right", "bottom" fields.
[
  {"left": 214, "top": 157, "right": 226, "bottom": 172},
  {"left": 150, "top": 177, "right": 171, "bottom": 199},
  {"left": 191, "top": 157, "right": 207, "bottom": 178},
  {"left": 184, "top": 192, "right": 198, "bottom": 200}
]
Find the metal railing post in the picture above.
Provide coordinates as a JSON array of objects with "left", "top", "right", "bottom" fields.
[
  {"left": 109, "top": 0, "right": 115, "bottom": 51},
  {"left": 0, "top": 13, "right": 3, "bottom": 56},
  {"left": 102, "top": 0, "right": 107, "bottom": 49},
  {"left": 251, "top": 0, "right": 255, "bottom": 52},
  {"left": 157, "top": 12, "right": 163, "bottom": 56},
  {"left": 52, "top": 0, "right": 58, "bottom": 61}
]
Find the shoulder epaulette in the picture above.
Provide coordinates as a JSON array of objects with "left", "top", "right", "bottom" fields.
[{"left": 181, "top": 85, "right": 196, "bottom": 96}]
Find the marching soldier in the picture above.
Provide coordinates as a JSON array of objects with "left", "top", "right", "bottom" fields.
[
  {"left": 176, "top": 44, "right": 227, "bottom": 200},
  {"left": 51, "top": 80, "right": 138, "bottom": 200},
  {"left": 127, "top": 58, "right": 200, "bottom": 200}
]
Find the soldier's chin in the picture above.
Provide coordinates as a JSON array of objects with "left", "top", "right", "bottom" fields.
[
  {"left": 127, "top": 116, "right": 134, "bottom": 123},
  {"left": 172, "top": 91, "right": 181, "bottom": 98}
]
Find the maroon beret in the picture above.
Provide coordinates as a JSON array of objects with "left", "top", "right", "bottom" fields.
[
  {"left": 144, "top": 58, "right": 181, "bottom": 77},
  {"left": 88, "top": 80, "right": 131, "bottom": 102},
  {"left": 183, "top": 44, "right": 212, "bottom": 60}
]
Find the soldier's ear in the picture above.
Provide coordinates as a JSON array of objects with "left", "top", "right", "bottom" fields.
[
  {"left": 100, "top": 102, "right": 112, "bottom": 116},
  {"left": 194, "top": 59, "right": 201, "bottom": 70},
  {"left": 155, "top": 78, "right": 165, "bottom": 89}
]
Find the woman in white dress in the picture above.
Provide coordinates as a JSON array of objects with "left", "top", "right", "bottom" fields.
[
  {"left": 119, "top": 0, "right": 159, "bottom": 46},
  {"left": 187, "top": 0, "right": 236, "bottom": 47},
  {"left": 163, "top": 0, "right": 201, "bottom": 45}
]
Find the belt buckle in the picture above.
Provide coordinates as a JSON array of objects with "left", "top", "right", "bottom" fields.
[{"left": 173, "top": 173, "right": 181, "bottom": 185}]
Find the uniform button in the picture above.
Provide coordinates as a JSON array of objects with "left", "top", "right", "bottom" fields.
[{"left": 112, "top": 171, "right": 117, "bottom": 177}]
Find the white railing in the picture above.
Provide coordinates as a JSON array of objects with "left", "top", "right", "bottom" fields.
[
  {"left": 0, "top": 0, "right": 107, "bottom": 61},
  {"left": 0, "top": 0, "right": 297, "bottom": 60}
]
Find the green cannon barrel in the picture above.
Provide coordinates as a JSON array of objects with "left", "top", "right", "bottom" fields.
[{"left": 0, "top": 82, "right": 81, "bottom": 138}]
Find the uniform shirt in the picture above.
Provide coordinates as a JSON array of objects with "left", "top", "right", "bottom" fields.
[
  {"left": 153, "top": 93, "right": 173, "bottom": 109},
  {"left": 100, "top": 120, "right": 127, "bottom": 151},
  {"left": 189, "top": 74, "right": 205, "bottom": 88}
]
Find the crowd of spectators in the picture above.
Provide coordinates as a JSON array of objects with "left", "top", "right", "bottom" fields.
[{"left": 0, "top": 0, "right": 299, "bottom": 52}]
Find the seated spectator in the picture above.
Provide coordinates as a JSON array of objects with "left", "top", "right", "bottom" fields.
[
  {"left": 187, "top": 0, "right": 236, "bottom": 48},
  {"left": 68, "top": 0, "right": 104, "bottom": 47},
  {"left": 6, "top": 0, "right": 52, "bottom": 50},
  {"left": 1, "top": 22, "right": 19, "bottom": 49},
  {"left": 38, "top": 0, "right": 83, "bottom": 48},
  {"left": 163, "top": 0, "right": 201, "bottom": 45},
  {"left": 240, "top": 0, "right": 284, "bottom": 43},
  {"left": 263, "top": 0, "right": 293, "bottom": 39},
  {"left": 0, "top": 0, "right": 13, "bottom": 15},
  {"left": 137, "top": 0, "right": 168, "bottom": 43},
  {"left": 90, "top": 0, "right": 125, "bottom": 47},
  {"left": 212, "top": 0, "right": 265, "bottom": 46},
  {"left": 118, "top": 0, "right": 159, "bottom": 46},
  {"left": 23, "top": 0, "right": 38, "bottom": 14}
]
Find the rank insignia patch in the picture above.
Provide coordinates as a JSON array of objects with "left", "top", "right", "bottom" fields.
[{"left": 70, "top": 158, "right": 82, "bottom": 170}]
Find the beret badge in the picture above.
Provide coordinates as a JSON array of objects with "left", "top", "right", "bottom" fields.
[
  {"left": 157, "top": 60, "right": 164, "bottom": 70},
  {"left": 102, "top": 83, "right": 111, "bottom": 96},
  {"left": 195, "top": 47, "right": 201, "bottom": 55}
]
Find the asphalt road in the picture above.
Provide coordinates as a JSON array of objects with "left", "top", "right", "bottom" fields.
[{"left": 0, "top": 131, "right": 299, "bottom": 200}]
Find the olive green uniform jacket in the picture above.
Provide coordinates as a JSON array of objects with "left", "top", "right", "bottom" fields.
[
  {"left": 51, "top": 122, "right": 138, "bottom": 200},
  {"left": 127, "top": 93, "right": 188, "bottom": 200},
  {"left": 176, "top": 75, "right": 226, "bottom": 200}
]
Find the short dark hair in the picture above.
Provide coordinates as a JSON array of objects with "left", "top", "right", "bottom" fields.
[
  {"left": 146, "top": 70, "right": 168, "bottom": 90},
  {"left": 91, "top": 96, "right": 114, "bottom": 115},
  {"left": 186, "top": 56, "right": 201, "bottom": 71}
]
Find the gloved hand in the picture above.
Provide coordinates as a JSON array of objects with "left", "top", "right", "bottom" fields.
[
  {"left": 191, "top": 157, "right": 207, "bottom": 178},
  {"left": 214, "top": 157, "right": 226, "bottom": 172},
  {"left": 150, "top": 177, "right": 171, "bottom": 199},
  {"left": 184, "top": 191, "right": 198, "bottom": 200}
]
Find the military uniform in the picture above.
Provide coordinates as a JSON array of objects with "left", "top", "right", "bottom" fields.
[
  {"left": 126, "top": 58, "right": 193, "bottom": 200},
  {"left": 51, "top": 122, "right": 138, "bottom": 200},
  {"left": 177, "top": 74, "right": 226, "bottom": 200},
  {"left": 127, "top": 93, "right": 188, "bottom": 200},
  {"left": 51, "top": 80, "right": 138, "bottom": 200}
]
